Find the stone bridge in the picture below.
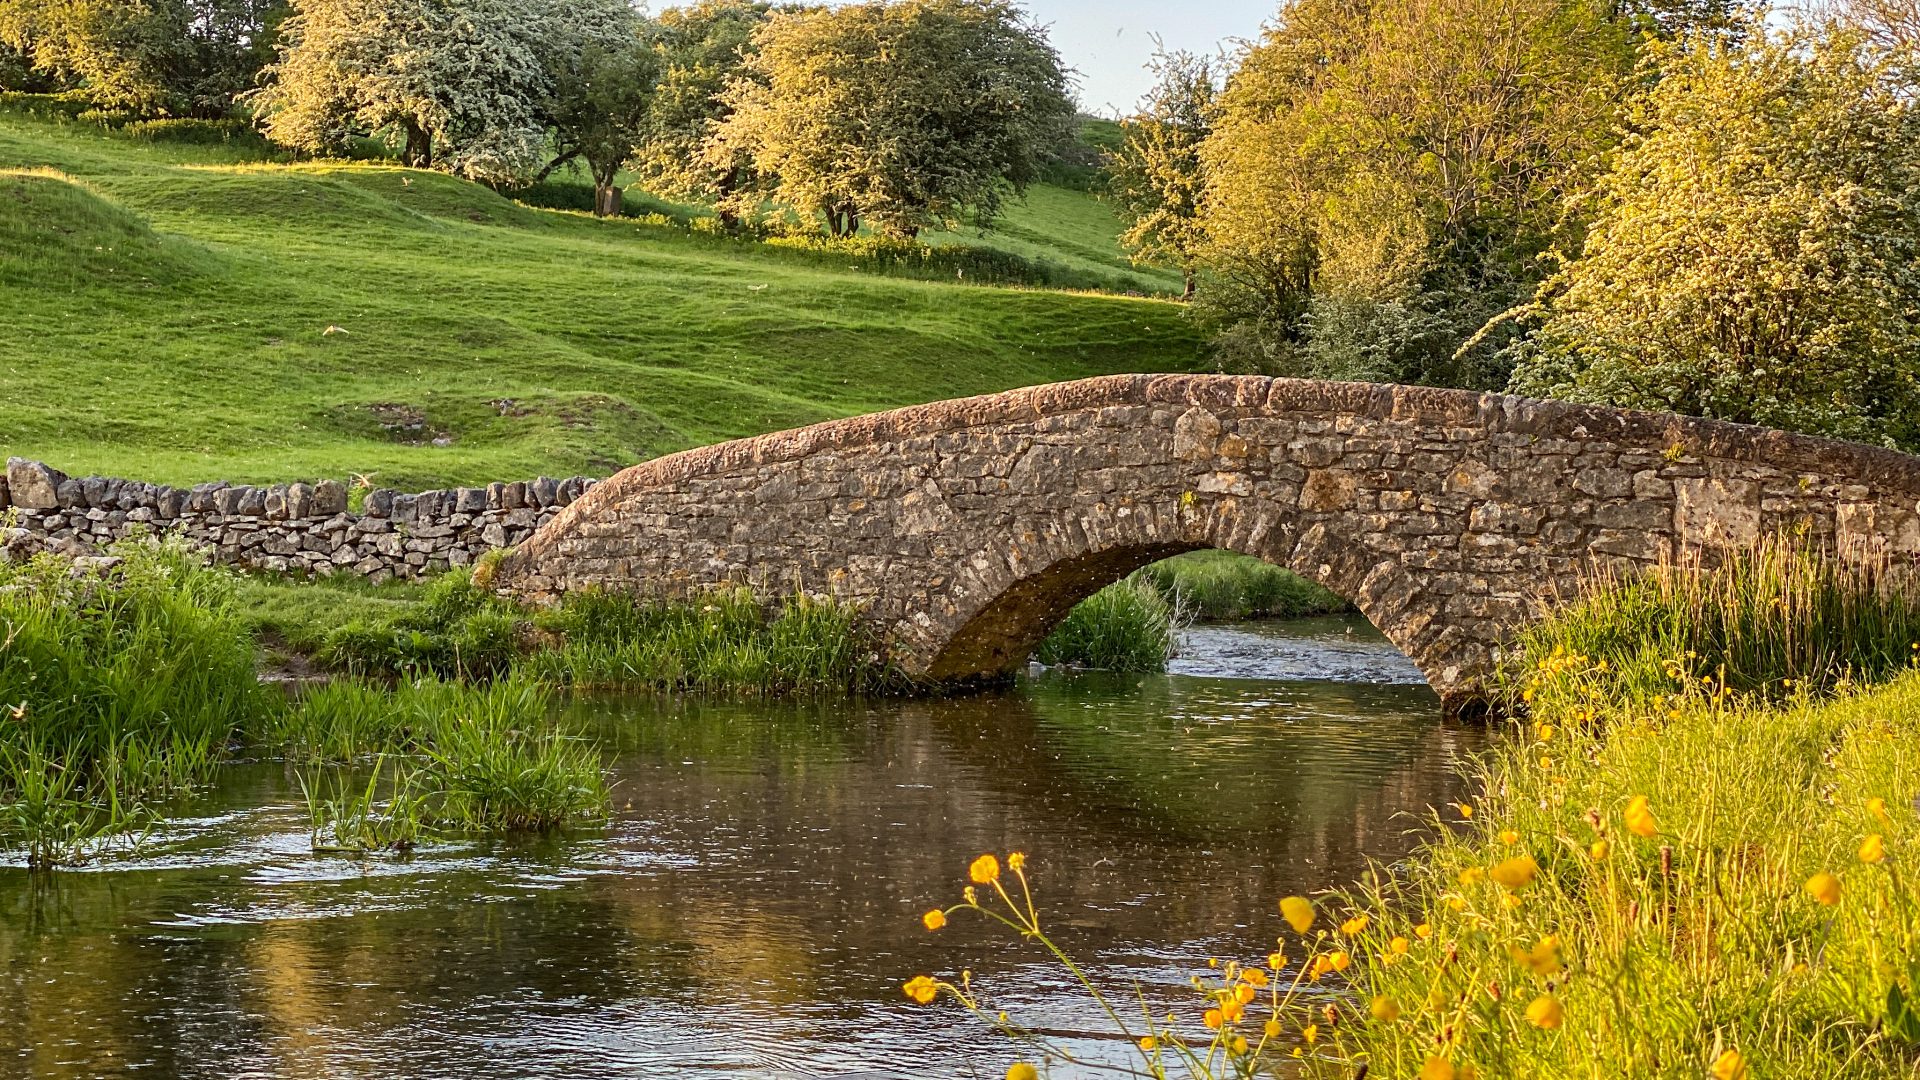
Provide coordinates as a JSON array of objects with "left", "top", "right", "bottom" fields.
[{"left": 492, "top": 375, "right": 1920, "bottom": 709}]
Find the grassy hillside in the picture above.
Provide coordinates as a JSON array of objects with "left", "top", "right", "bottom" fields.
[{"left": 0, "top": 108, "right": 1201, "bottom": 489}]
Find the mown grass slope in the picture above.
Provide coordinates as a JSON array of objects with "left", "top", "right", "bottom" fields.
[{"left": 0, "top": 109, "right": 1201, "bottom": 489}]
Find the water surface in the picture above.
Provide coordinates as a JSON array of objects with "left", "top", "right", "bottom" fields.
[{"left": 0, "top": 617, "right": 1481, "bottom": 1079}]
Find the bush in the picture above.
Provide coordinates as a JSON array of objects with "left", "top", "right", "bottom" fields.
[
  {"left": 1035, "top": 578, "right": 1185, "bottom": 672},
  {"left": 319, "top": 570, "right": 521, "bottom": 680}
]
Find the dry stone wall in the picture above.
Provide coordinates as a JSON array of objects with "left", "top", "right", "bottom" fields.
[
  {"left": 493, "top": 374, "right": 1920, "bottom": 710},
  {"left": 2, "top": 457, "right": 599, "bottom": 580}
]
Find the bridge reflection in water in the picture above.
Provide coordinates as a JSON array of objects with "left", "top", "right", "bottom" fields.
[{"left": 0, "top": 621, "right": 1480, "bottom": 1078}]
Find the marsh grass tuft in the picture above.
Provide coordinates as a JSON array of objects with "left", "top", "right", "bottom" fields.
[
  {"left": 1036, "top": 577, "right": 1187, "bottom": 672},
  {"left": 288, "top": 677, "right": 609, "bottom": 839}
]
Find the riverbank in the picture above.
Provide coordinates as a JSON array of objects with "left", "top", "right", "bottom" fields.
[
  {"left": 914, "top": 541, "right": 1920, "bottom": 1079},
  {"left": 1296, "top": 545, "right": 1920, "bottom": 1079}
]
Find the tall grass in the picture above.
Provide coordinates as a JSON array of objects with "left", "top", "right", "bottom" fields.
[
  {"left": 1507, "top": 535, "right": 1920, "bottom": 715},
  {"left": 521, "top": 587, "right": 899, "bottom": 695},
  {"left": 1138, "top": 551, "right": 1351, "bottom": 621},
  {"left": 0, "top": 538, "right": 270, "bottom": 866},
  {"left": 1036, "top": 578, "right": 1186, "bottom": 672}
]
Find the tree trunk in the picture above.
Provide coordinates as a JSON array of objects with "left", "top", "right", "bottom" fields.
[
  {"left": 403, "top": 119, "right": 432, "bottom": 168},
  {"left": 1182, "top": 267, "right": 1196, "bottom": 301},
  {"left": 594, "top": 182, "right": 622, "bottom": 218}
]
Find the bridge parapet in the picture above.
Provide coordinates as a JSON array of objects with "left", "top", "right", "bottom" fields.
[{"left": 494, "top": 375, "right": 1920, "bottom": 708}]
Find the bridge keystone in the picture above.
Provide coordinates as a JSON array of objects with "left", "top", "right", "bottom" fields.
[{"left": 493, "top": 375, "right": 1920, "bottom": 710}]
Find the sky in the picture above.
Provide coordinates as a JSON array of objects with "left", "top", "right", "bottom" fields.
[{"left": 1019, "top": 0, "right": 1278, "bottom": 116}]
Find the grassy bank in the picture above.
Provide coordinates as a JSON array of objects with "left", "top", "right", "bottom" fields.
[
  {"left": 0, "top": 102, "right": 1200, "bottom": 489},
  {"left": 1305, "top": 545, "right": 1920, "bottom": 1079},
  {"left": 1139, "top": 550, "right": 1350, "bottom": 621},
  {"left": 1, "top": 539, "right": 897, "bottom": 867},
  {"left": 910, "top": 541, "right": 1920, "bottom": 1079}
]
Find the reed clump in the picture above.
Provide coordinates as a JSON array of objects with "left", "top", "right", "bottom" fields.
[{"left": 1506, "top": 534, "right": 1920, "bottom": 717}]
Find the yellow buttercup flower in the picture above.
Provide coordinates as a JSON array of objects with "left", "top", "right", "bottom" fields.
[
  {"left": 1868, "top": 797, "right": 1892, "bottom": 826},
  {"left": 1006, "top": 1064, "right": 1038, "bottom": 1080},
  {"left": 1302, "top": 1023, "right": 1318, "bottom": 1046},
  {"left": 1221, "top": 999, "right": 1245, "bottom": 1023},
  {"left": 1525, "top": 994, "right": 1564, "bottom": 1029},
  {"left": 1267, "top": 951, "right": 1286, "bottom": 970},
  {"left": 1491, "top": 855, "right": 1539, "bottom": 890},
  {"left": 1414, "top": 922, "right": 1433, "bottom": 939},
  {"left": 1233, "top": 983, "right": 1257, "bottom": 1005},
  {"left": 1229, "top": 1035, "right": 1249, "bottom": 1055},
  {"left": 1280, "top": 895, "right": 1316, "bottom": 934},
  {"left": 1510, "top": 935, "right": 1562, "bottom": 978},
  {"left": 922, "top": 909, "right": 947, "bottom": 931},
  {"left": 1624, "top": 795, "right": 1658, "bottom": 838},
  {"left": 1458, "top": 867, "right": 1486, "bottom": 887},
  {"left": 1499, "top": 829, "right": 1521, "bottom": 845},
  {"left": 1328, "top": 950, "right": 1351, "bottom": 972},
  {"left": 1805, "top": 871, "right": 1842, "bottom": 906},
  {"left": 1710, "top": 1049, "right": 1749, "bottom": 1080},
  {"left": 902, "top": 975, "right": 938, "bottom": 1005},
  {"left": 1137, "top": 1035, "right": 1157, "bottom": 1052},
  {"left": 1203, "top": 1008, "right": 1224, "bottom": 1030},
  {"left": 1243, "top": 967, "right": 1270, "bottom": 987},
  {"left": 1389, "top": 935, "right": 1410, "bottom": 955},
  {"left": 1589, "top": 839, "right": 1610, "bottom": 861},
  {"left": 1456, "top": 803, "right": 1475, "bottom": 820},
  {"left": 1369, "top": 995, "right": 1401, "bottom": 1022},
  {"left": 1263, "top": 1019, "right": 1282, "bottom": 1038},
  {"left": 1860, "top": 834, "right": 1886, "bottom": 864},
  {"left": 969, "top": 854, "right": 1000, "bottom": 884},
  {"left": 1420, "top": 1056, "right": 1457, "bottom": 1080},
  {"left": 1340, "top": 914, "right": 1369, "bottom": 936}
]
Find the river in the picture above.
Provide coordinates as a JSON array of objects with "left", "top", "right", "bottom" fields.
[{"left": 0, "top": 617, "right": 1483, "bottom": 1078}]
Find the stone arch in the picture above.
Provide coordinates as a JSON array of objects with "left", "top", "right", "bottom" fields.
[{"left": 493, "top": 374, "right": 1920, "bottom": 709}]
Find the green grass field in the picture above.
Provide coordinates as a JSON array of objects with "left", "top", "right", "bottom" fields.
[{"left": 0, "top": 106, "right": 1200, "bottom": 489}]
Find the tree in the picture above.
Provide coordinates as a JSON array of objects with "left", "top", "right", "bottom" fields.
[
  {"left": 1107, "top": 48, "right": 1217, "bottom": 300},
  {"left": 629, "top": 0, "right": 778, "bottom": 224},
  {"left": 714, "top": 0, "right": 1075, "bottom": 239},
  {"left": 1806, "top": 0, "right": 1920, "bottom": 49},
  {"left": 0, "top": 0, "right": 283, "bottom": 115},
  {"left": 253, "top": 0, "right": 560, "bottom": 184},
  {"left": 541, "top": 7, "right": 658, "bottom": 217},
  {"left": 1505, "top": 22, "right": 1920, "bottom": 448},
  {"left": 1195, "top": 0, "right": 1631, "bottom": 386}
]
